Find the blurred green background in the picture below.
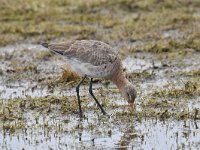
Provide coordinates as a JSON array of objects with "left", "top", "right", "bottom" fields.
[{"left": 0, "top": 0, "right": 199, "bottom": 52}]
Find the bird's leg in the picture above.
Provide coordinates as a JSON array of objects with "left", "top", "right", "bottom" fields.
[
  {"left": 76, "top": 75, "right": 87, "bottom": 118},
  {"left": 89, "top": 78, "right": 107, "bottom": 115}
]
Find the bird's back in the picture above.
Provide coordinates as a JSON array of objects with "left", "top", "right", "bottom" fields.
[
  {"left": 47, "top": 40, "right": 118, "bottom": 66},
  {"left": 43, "top": 40, "right": 121, "bottom": 78}
]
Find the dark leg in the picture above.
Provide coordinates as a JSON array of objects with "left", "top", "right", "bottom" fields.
[
  {"left": 89, "top": 78, "right": 107, "bottom": 115},
  {"left": 76, "top": 75, "right": 87, "bottom": 118}
]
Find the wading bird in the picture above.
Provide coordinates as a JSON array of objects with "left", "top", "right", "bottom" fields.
[{"left": 42, "top": 40, "right": 137, "bottom": 117}]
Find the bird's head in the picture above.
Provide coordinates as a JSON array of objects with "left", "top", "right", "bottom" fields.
[{"left": 121, "top": 83, "right": 137, "bottom": 105}]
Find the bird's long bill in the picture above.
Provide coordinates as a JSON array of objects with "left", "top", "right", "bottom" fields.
[{"left": 128, "top": 102, "right": 136, "bottom": 112}]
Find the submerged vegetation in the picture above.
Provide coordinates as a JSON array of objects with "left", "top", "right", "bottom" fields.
[
  {"left": 0, "top": 0, "right": 200, "bottom": 118},
  {"left": 151, "top": 81, "right": 200, "bottom": 98}
]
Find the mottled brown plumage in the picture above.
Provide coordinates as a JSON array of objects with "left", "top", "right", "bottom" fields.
[
  {"left": 42, "top": 40, "right": 137, "bottom": 117},
  {"left": 47, "top": 40, "right": 117, "bottom": 66}
]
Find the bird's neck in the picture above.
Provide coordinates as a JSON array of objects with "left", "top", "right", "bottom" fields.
[{"left": 110, "top": 69, "right": 129, "bottom": 91}]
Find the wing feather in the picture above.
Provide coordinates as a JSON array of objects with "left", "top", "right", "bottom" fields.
[
  {"left": 45, "top": 40, "right": 118, "bottom": 66},
  {"left": 65, "top": 40, "right": 118, "bottom": 66}
]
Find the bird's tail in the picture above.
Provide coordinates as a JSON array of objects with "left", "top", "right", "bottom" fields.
[
  {"left": 41, "top": 43, "right": 49, "bottom": 48},
  {"left": 41, "top": 42, "right": 65, "bottom": 55}
]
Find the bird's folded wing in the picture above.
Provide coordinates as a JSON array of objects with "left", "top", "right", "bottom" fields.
[{"left": 48, "top": 40, "right": 118, "bottom": 66}]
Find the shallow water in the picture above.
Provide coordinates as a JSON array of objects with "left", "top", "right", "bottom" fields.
[
  {"left": 1, "top": 118, "right": 200, "bottom": 150},
  {"left": 0, "top": 44, "right": 200, "bottom": 149}
]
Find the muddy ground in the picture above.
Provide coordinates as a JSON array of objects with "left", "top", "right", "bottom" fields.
[{"left": 0, "top": 0, "right": 200, "bottom": 149}]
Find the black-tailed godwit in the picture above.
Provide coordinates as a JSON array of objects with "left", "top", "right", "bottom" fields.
[{"left": 42, "top": 40, "right": 137, "bottom": 117}]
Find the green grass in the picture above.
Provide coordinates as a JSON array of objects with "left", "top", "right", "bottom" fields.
[
  {"left": 151, "top": 81, "right": 200, "bottom": 98},
  {"left": 0, "top": 0, "right": 200, "bottom": 53}
]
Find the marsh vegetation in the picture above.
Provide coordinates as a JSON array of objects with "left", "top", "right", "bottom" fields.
[{"left": 0, "top": 0, "right": 200, "bottom": 149}]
